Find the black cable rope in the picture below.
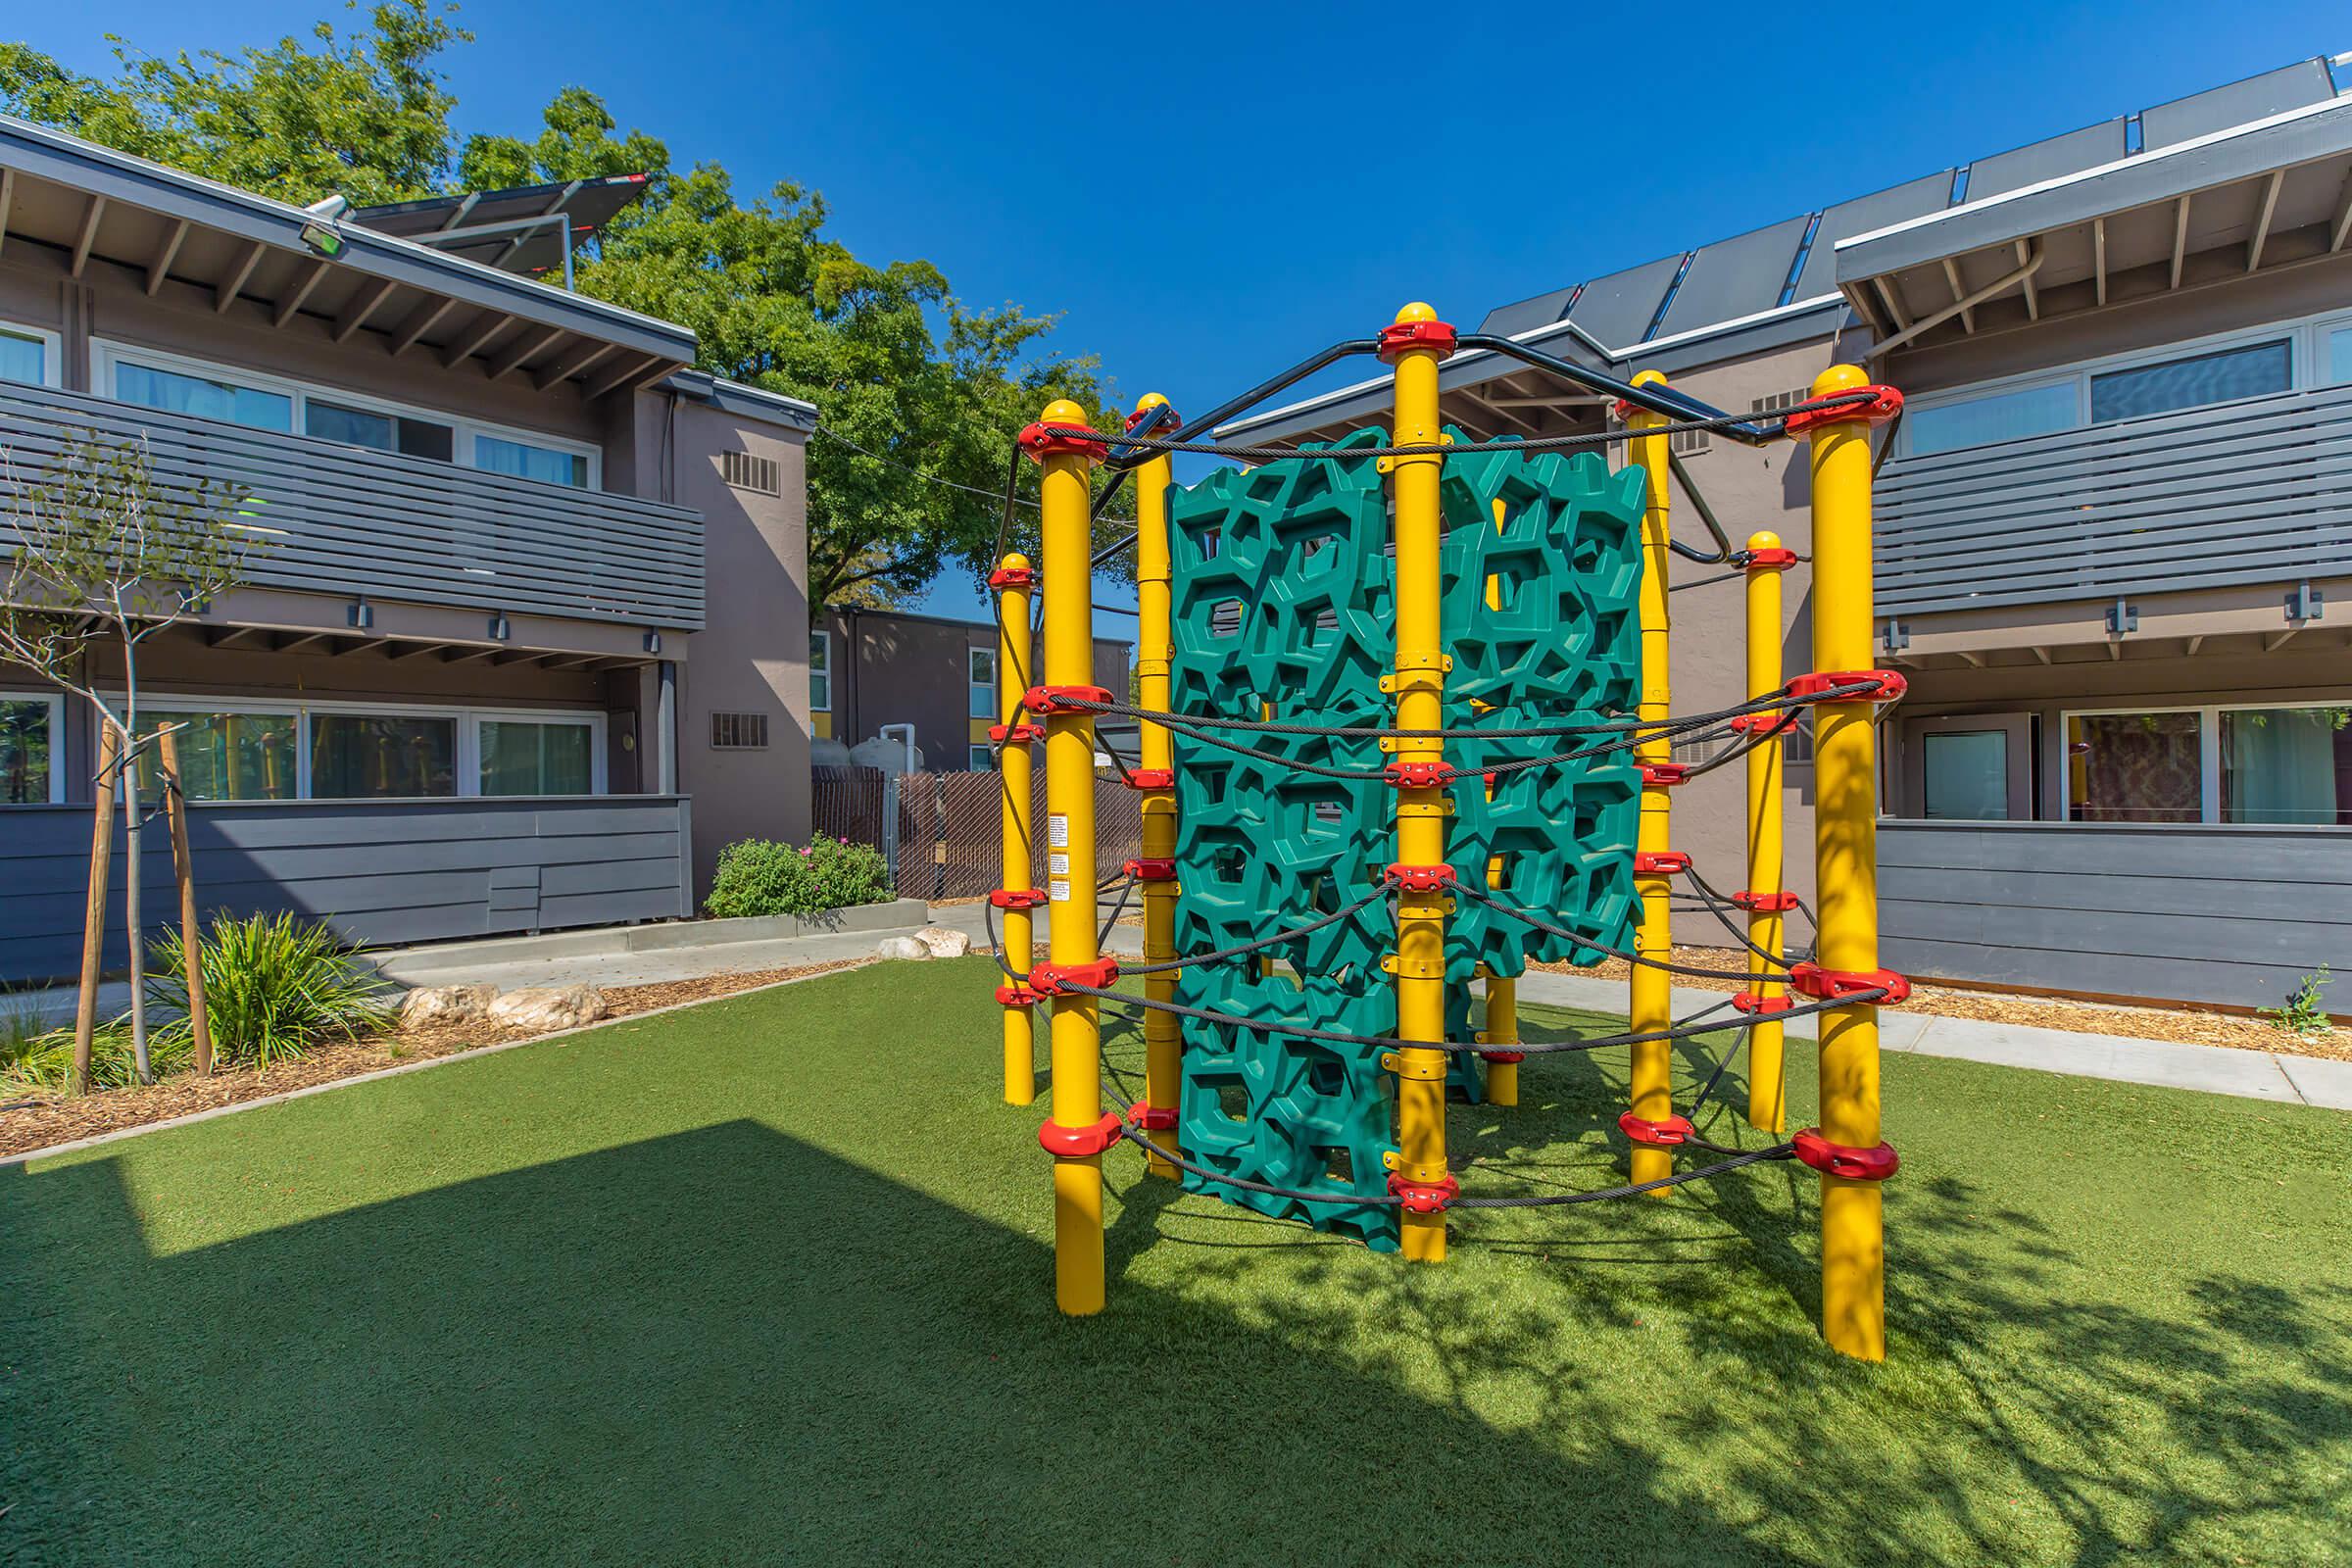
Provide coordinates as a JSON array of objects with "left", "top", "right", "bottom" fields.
[
  {"left": 1117, "top": 890, "right": 1386, "bottom": 976},
  {"left": 1680, "top": 862, "right": 1817, "bottom": 968},
  {"left": 1451, "top": 881, "right": 1787, "bottom": 981},
  {"left": 1097, "top": 877, "right": 1137, "bottom": 947},
  {"left": 1053, "top": 391, "right": 1879, "bottom": 469}
]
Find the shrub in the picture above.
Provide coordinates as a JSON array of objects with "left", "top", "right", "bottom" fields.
[
  {"left": 149, "top": 912, "right": 393, "bottom": 1071},
  {"left": 1, "top": 1018, "right": 189, "bottom": 1096},
  {"left": 2260, "top": 966, "right": 2333, "bottom": 1039},
  {"left": 705, "top": 836, "right": 891, "bottom": 919}
]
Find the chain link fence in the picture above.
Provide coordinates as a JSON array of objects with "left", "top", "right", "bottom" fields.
[{"left": 813, "top": 766, "right": 1144, "bottom": 901}]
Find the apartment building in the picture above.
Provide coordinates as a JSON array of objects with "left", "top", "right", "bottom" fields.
[
  {"left": 1221, "top": 55, "right": 2352, "bottom": 1010},
  {"left": 0, "top": 115, "right": 817, "bottom": 981},
  {"left": 812, "top": 605, "right": 1131, "bottom": 772}
]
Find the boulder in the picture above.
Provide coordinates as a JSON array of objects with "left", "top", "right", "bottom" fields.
[
  {"left": 876, "top": 935, "right": 933, "bottom": 960},
  {"left": 398, "top": 984, "right": 498, "bottom": 1028},
  {"left": 487, "top": 985, "right": 610, "bottom": 1032},
  {"left": 912, "top": 925, "right": 971, "bottom": 958}
]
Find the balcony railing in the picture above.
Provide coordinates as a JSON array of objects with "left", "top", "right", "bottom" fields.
[
  {"left": 0, "top": 380, "right": 705, "bottom": 628},
  {"left": 1876, "top": 381, "right": 2352, "bottom": 615}
]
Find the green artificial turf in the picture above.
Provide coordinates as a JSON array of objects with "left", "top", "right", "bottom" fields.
[{"left": 3, "top": 956, "right": 2347, "bottom": 1565}]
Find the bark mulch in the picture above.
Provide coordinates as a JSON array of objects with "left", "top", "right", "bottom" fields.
[
  {"left": 1529, "top": 946, "right": 2352, "bottom": 1062},
  {"left": 0, "top": 959, "right": 865, "bottom": 1160}
]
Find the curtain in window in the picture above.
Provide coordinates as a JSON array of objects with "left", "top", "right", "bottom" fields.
[
  {"left": 0, "top": 332, "right": 45, "bottom": 387},
  {"left": 2067, "top": 712, "right": 2201, "bottom": 823},
  {"left": 2223, "top": 708, "right": 2350, "bottom": 825},
  {"left": 310, "top": 714, "right": 456, "bottom": 798},
  {"left": 115, "top": 363, "right": 294, "bottom": 432},
  {"left": 479, "top": 721, "right": 593, "bottom": 796},
  {"left": 2088, "top": 340, "right": 2290, "bottom": 424},
  {"left": 1905, "top": 381, "right": 2077, "bottom": 457}
]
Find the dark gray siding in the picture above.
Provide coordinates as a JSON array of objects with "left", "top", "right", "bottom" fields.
[
  {"left": 1880, "top": 820, "right": 2351, "bottom": 1009},
  {"left": 2, "top": 381, "right": 705, "bottom": 628},
  {"left": 0, "top": 796, "right": 692, "bottom": 982},
  {"left": 1876, "top": 380, "right": 2352, "bottom": 614}
]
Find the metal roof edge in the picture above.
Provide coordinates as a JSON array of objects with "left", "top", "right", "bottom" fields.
[{"left": 663, "top": 369, "right": 818, "bottom": 433}]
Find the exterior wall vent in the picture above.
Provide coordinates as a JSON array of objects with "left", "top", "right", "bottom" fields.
[
  {"left": 1751, "top": 388, "right": 1812, "bottom": 415},
  {"left": 710, "top": 711, "right": 770, "bottom": 750},
  {"left": 719, "top": 450, "right": 781, "bottom": 496},
  {"left": 1669, "top": 427, "right": 1710, "bottom": 458}
]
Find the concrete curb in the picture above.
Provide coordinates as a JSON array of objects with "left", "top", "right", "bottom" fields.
[
  {"left": 1, "top": 961, "right": 875, "bottom": 1170},
  {"left": 371, "top": 901, "right": 929, "bottom": 981}
]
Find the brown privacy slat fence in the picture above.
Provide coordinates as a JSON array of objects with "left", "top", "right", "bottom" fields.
[{"left": 811, "top": 766, "right": 1143, "bottom": 900}]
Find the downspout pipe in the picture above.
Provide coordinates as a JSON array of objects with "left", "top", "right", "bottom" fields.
[{"left": 1865, "top": 240, "right": 2044, "bottom": 358}]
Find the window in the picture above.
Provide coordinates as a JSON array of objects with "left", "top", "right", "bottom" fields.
[
  {"left": 476, "top": 433, "right": 589, "bottom": 489},
  {"left": 2328, "top": 323, "right": 2352, "bottom": 385},
  {"left": 134, "top": 709, "right": 301, "bottom": 801},
  {"left": 0, "top": 323, "right": 60, "bottom": 389},
  {"left": 93, "top": 342, "right": 599, "bottom": 489},
  {"left": 1921, "top": 731, "right": 2010, "bottom": 820},
  {"left": 810, "top": 631, "right": 831, "bottom": 711},
  {"left": 2221, "top": 707, "right": 2352, "bottom": 826},
  {"left": 969, "top": 647, "right": 997, "bottom": 719},
  {"left": 479, "top": 718, "right": 595, "bottom": 796},
  {"left": 1905, "top": 380, "right": 2078, "bottom": 457},
  {"left": 2089, "top": 339, "right": 2289, "bottom": 425},
  {"left": 0, "top": 694, "right": 62, "bottom": 804},
  {"left": 2066, "top": 711, "right": 2202, "bottom": 823},
  {"left": 968, "top": 744, "right": 993, "bottom": 771},
  {"left": 311, "top": 712, "right": 458, "bottom": 799}
]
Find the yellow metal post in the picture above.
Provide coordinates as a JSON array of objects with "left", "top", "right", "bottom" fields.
[
  {"left": 996, "top": 552, "right": 1039, "bottom": 1105},
  {"left": 1480, "top": 497, "right": 1520, "bottom": 1106},
  {"left": 1385, "top": 303, "right": 1451, "bottom": 1262},
  {"left": 1133, "top": 393, "right": 1182, "bottom": 1175},
  {"left": 1743, "top": 530, "right": 1790, "bottom": 1133},
  {"left": 1806, "top": 365, "right": 1888, "bottom": 1360},
  {"left": 1626, "top": 370, "right": 1676, "bottom": 1194},
  {"left": 1037, "top": 398, "right": 1108, "bottom": 1315}
]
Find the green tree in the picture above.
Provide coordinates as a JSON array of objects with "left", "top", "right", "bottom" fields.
[{"left": 2, "top": 11, "right": 1125, "bottom": 609}]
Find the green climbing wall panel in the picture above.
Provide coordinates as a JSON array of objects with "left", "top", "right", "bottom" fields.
[{"left": 1168, "top": 427, "right": 1644, "bottom": 1250}]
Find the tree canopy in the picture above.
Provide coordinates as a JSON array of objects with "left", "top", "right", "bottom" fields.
[{"left": 0, "top": 3, "right": 1117, "bottom": 607}]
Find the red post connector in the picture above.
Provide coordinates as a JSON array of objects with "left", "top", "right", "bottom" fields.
[
  {"left": 987, "top": 564, "right": 1039, "bottom": 591},
  {"left": 1634, "top": 851, "right": 1690, "bottom": 875},
  {"left": 1125, "top": 1101, "right": 1178, "bottom": 1133},
  {"left": 1782, "top": 383, "right": 1903, "bottom": 438},
  {"left": 1016, "top": 421, "right": 1109, "bottom": 463},
  {"left": 995, "top": 982, "right": 1044, "bottom": 1007},
  {"left": 1123, "top": 767, "right": 1175, "bottom": 790},
  {"left": 1640, "top": 761, "right": 1690, "bottom": 788},
  {"left": 1743, "top": 546, "right": 1798, "bottom": 569},
  {"left": 1387, "top": 1171, "right": 1460, "bottom": 1213},
  {"left": 1123, "top": 857, "right": 1176, "bottom": 883},
  {"left": 1787, "top": 962, "right": 1910, "bottom": 1005},
  {"left": 1123, "top": 404, "right": 1181, "bottom": 432},
  {"left": 1618, "top": 1110, "right": 1696, "bottom": 1148},
  {"left": 1384, "top": 862, "right": 1456, "bottom": 892},
  {"left": 1479, "top": 1050, "right": 1526, "bottom": 1065},
  {"left": 1038, "top": 1111, "right": 1126, "bottom": 1158},
  {"left": 1376, "top": 318, "right": 1458, "bottom": 363},
  {"left": 1382, "top": 760, "right": 1458, "bottom": 789},
  {"left": 1021, "top": 684, "right": 1114, "bottom": 716},
  {"left": 1788, "top": 669, "right": 1908, "bottom": 706},
  {"left": 1732, "top": 889, "right": 1801, "bottom": 912},
  {"left": 1728, "top": 712, "right": 1793, "bottom": 734},
  {"left": 1792, "top": 1128, "right": 1899, "bottom": 1182},
  {"left": 1732, "top": 991, "right": 1793, "bottom": 1016},
  {"left": 988, "top": 721, "right": 1044, "bottom": 745},
  {"left": 990, "top": 887, "right": 1048, "bottom": 910},
  {"left": 1027, "top": 957, "right": 1121, "bottom": 996}
]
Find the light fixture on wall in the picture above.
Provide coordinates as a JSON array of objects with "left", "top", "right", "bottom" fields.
[
  {"left": 299, "top": 194, "right": 349, "bottom": 259},
  {"left": 347, "top": 597, "right": 373, "bottom": 630},
  {"left": 488, "top": 613, "right": 512, "bottom": 642},
  {"left": 643, "top": 630, "right": 662, "bottom": 656}
]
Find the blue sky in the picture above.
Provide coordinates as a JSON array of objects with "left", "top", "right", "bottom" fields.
[{"left": 16, "top": 3, "right": 2351, "bottom": 622}]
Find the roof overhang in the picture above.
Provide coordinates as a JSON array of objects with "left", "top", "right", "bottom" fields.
[
  {"left": 351, "top": 174, "right": 654, "bottom": 277},
  {"left": 1836, "top": 94, "right": 2352, "bottom": 356},
  {"left": 0, "top": 115, "right": 694, "bottom": 394},
  {"left": 662, "top": 368, "right": 818, "bottom": 435}
]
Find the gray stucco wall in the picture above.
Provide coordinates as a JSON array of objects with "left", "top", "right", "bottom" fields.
[
  {"left": 1879, "top": 819, "right": 2349, "bottom": 1010},
  {"left": 0, "top": 796, "right": 693, "bottom": 984}
]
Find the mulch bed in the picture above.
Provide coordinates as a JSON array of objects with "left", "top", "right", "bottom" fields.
[
  {"left": 0, "top": 959, "right": 865, "bottom": 1160},
  {"left": 1530, "top": 946, "right": 2352, "bottom": 1062}
]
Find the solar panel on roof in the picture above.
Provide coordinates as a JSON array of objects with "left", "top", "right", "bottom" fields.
[
  {"left": 1476, "top": 285, "right": 1582, "bottom": 337},
  {"left": 1562, "top": 253, "right": 1687, "bottom": 351},
  {"left": 1791, "top": 172, "right": 1953, "bottom": 298},
  {"left": 2140, "top": 59, "right": 2334, "bottom": 150},
  {"left": 1964, "top": 119, "right": 2128, "bottom": 202},
  {"left": 1651, "top": 214, "right": 1816, "bottom": 338}
]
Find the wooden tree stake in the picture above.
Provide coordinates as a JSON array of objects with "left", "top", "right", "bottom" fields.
[
  {"left": 159, "top": 727, "right": 213, "bottom": 1077},
  {"left": 72, "top": 722, "right": 121, "bottom": 1096}
]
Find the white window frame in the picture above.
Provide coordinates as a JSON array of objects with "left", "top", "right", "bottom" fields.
[
  {"left": 809, "top": 630, "right": 832, "bottom": 712},
  {"left": 968, "top": 645, "right": 996, "bottom": 719},
  {"left": 0, "top": 319, "right": 65, "bottom": 389},
  {"left": 89, "top": 339, "right": 602, "bottom": 490},
  {"left": 1899, "top": 309, "right": 2344, "bottom": 460},
  {"left": 0, "top": 689, "right": 68, "bottom": 804},
  {"left": 110, "top": 695, "right": 606, "bottom": 801},
  {"left": 2058, "top": 698, "right": 2352, "bottom": 825}
]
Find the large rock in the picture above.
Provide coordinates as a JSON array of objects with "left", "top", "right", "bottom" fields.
[
  {"left": 398, "top": 984, "right": 497, "bottom": 1028},
  {"left": 487, "top": 985, "right": 609, "bottom": 1032},
  {"left": 876, "top": 935, "right": 933, "bottom": 960},
  {"left": 912, "top": 925, "right": 971, "bottom": 958}
]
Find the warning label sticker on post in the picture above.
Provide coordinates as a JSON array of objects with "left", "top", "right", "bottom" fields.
[
  {"left": 1050, "top": 879, "right": 1072, "bottom": 904},
  {"left": 1048, "top": 814, "right": 1068, "bottom": 849},
  {"left": 1049, "top": 853, "right": 1069, "bottom": 876}
]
